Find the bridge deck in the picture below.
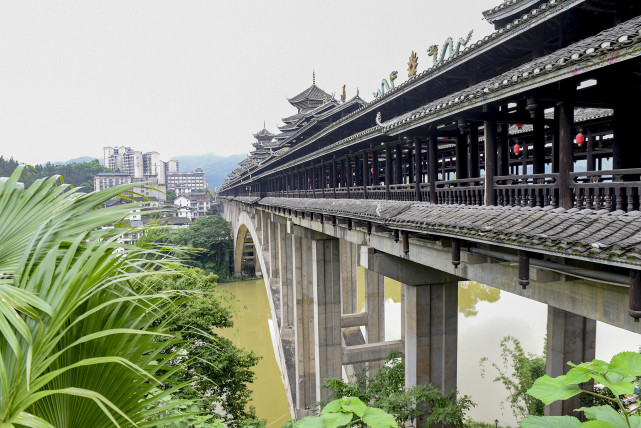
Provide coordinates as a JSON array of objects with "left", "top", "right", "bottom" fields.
[{"left": 228, "top": 196, "right": 641, "bottom": 269}]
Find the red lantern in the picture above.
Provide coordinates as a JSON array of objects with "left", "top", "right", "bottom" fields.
[
  {"left": 576, "top": 133, "right": 585, "bottom": 146},
  {"left": 513, "top": 143, "right": 521, "bottom": 155},
  {"left": 370, "top": 168, "right": 374, "bottom": 173},
  {"left": 516, "top": 123, "right": 524, "bottom": 130}
]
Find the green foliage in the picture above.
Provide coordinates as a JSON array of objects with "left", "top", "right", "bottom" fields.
[
  {"left": 480, "top": 336, "right": 546, "bottom": 419},
  {"left": 0, "top": 156, "right": 110, "bottom": 189},
  {"left": 320, "top": 353, "right": 475, "bottom": 427},
  {"left": 522, "top": 352, "right": 641, "bottom": 428},
  {"left": 148, "top": 268, "right": 261, "bottom": 427},
  {"left": 295, "top": 397, "right": 398, "bottom": 428},
  {"left": 170, "top": 215, "right": 233, "bottom": 278},
  {"left": 0, "top": 166, "right": 191, "bottom": 426}
]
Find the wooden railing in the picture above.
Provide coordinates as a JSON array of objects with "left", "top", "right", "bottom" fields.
[
  {"left": 494, "top": 173, "right": 559, "bottom": 208},
  {"left": 260, "top": 169, "right": 641, "bottom": 212},
  {"left": 435, "top": 178, "right": 485, "bottom": 206},
  {"left": 571, "top": 168, "right": 641, "bottom": 211}
]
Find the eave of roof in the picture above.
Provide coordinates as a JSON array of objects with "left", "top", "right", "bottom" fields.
[
  {"left": 483, "top": 0, "right": 547, "bottom": 24},
  {"left": 222, "top": 18, "right": 640, "bottom": 190}
]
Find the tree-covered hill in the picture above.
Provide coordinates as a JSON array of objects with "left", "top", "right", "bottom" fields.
[{"left": 0, "top": 156, "right": 110, "bottom": 190}]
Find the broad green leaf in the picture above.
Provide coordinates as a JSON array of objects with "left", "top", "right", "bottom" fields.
[
  {"left": 340, "top": 397, "right": 367, "bottom": 417},
  {"left": 361, "top": 407, "right": 398, "bottom": 428},
  {"left": 295, "top": 416, "right": 326, "bottom": 428},
  {"left": 580, "top": 421, "right": 617, "bottom": 428},
  {"left": 321, "top": 399, "right": 343, "bottom": 414},
  {"left": 578, "top": 406, "right": 628, "bottom": 427},
  {"left": 11, "top": 412, "right": 55, "bottom": 428},
  {"left": 566, "top": 366, "right": 592, "bottom": 384},
  {"left": 520, "top": 415, "right": 582, "bottom": 428},
  {"left": 627, "top": 416, "right": 641, "bottom": 428},
  {"left": 609, "top": 352, "right": 641, "bottom": 378},
  {"left": 608, "top": 381, "right": 635, "bottom": 396},
  {"left": 527, "top": 375, "right": 582, "bottom": 404},
  {"left": 321, "top": 411, "right": 352, "bottom": 428}
]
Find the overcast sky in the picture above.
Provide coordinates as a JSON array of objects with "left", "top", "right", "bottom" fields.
[{"left": 0, "top": 0, "right": 498, "bottom": 165}]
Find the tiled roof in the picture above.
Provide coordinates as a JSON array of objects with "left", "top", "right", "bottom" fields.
[
  {"left": 221, "top": 0, "right": 589, "bottom": 191},
  {"left": 251, "top": 197, "right": 641, "bottom": 268},
  {"left": 483, "top": 0, "right": 547, "bottom": 24},
  {"left": 380, "top": 16, "right": 641, "bottom": 133},
  {"left": 287, "top": 84, "right": 335, "bottom": 111}
]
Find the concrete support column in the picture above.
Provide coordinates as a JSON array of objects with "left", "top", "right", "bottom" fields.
[
  {"left": 312, "top": 238, "right": 342, "bottom": 402},
  {"left": 546, "top": 306, "right": 596, "bottom": 416},
  {"left": 269, "top": 216, "right": 279, "bottom": 280},
  {"left": 340, "top": 240, "right": 359, "bottom": 315},
  {"left": 292, "top": 233, "right": 316, "bottom": 412},
  {"left": 404, "top": 282, "right": 458, "bottom": 396},
  {"left": 278, "top": 222, "right": 293, "bottom": 330},
  {"left": 365, "top": 269, "right": 385, "bottom": 372}
]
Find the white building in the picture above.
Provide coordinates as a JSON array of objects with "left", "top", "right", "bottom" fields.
[
  {"left": 173, "top": 192, "right": 211, "bottom": 219},
  {"left": 103, "top": 146, "right": 178, "bottom": 185},
  {"left": 94, "top": 172, "right": 132, "bottom": 191},
  {"left": 166, "top": 168, "right": 208, "bottom": 194}
]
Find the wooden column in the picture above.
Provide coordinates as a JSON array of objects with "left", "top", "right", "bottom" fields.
[
  {"left": 522, "top": 142, "right": 529, "bottom": 175},
  {"left": 532, "top": 106, "right": 545, "bottom": 174},
  {"left": 372, "top": 147, "right": 379, "bottom": 186},
  {"left": 362, "top": 151, "right": 369, "bottom": 199},
  {"left": 456, "top": 126, "right": 468, "bottom": 180},
  {"left": 428, "top": 128, "right": 438, "bottom": 204},
  {"left": 558, "top": 97, "right": 574, "bottom": 209},
  {"left": 498, "top": 123, "right": 509, "bottom": 176},
  {"left": 586, "top": 130, "right": 595, "bottom": 171},
  {"left": 346, "top": 156, "right": 352, "bottom": 198},
  {"left": 414, "top": 137, "right": 422, "bottom": 201},
  {"left": 552, "top": 106, "right": 561, "bottom": 173},
  {"left": 385, "top": 145, "right": 392, "bottom": 200},
  {"left": 395, "top": 144, "right": 403, "bottom": 184},
  {"left": 311, "top": 167, "right": 316, "bottom": 198},
  {"left": 484, "top": 120, "right": 497, "bottom": 205},
  {"left": 469, "top": 124, "right": 479, "bottom": 178},
  {"left": 331, "top": 158, "right": 337, "bottom": 198}
]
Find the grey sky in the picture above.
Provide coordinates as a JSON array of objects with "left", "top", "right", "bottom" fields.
[{"left": 0, "top": 0, "right": 498, "bottom": 165}]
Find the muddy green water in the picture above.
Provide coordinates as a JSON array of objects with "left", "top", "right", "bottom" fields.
[{"left": 222, "top": 274, "right": 641, "bottom": 427}]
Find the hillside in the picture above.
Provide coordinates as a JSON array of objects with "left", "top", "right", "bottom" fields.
[{"left": 173, "top": 153, "right": 246, "bottom": 190}]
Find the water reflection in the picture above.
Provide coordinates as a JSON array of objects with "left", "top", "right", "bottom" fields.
[
  {"left": 459, "top": 281, "right": 500, "bottom": 318},
  {"left": 217, "top": 279, "right": 290, "bottom": 426},
  {"left": 222, "top": 274, "right": 641, "bottom": 428}
]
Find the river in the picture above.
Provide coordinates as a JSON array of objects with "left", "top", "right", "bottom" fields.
[{"left": 220, "top": 275, "right": 641, "bottom": 427}]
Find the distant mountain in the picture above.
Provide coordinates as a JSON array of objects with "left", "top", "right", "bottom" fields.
[
  {"left": 54, "top": 156, "right": 103, "bottom": 166},
  {"left": 173, "top": 153, "right": 246, "bottom": 190}
]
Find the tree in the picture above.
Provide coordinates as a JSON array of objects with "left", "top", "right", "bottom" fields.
[
  {"left": 0, "top": 166, "right": 193, "bottom": 426},
  {"left": 479, "top": 336, "right": 546, "bottom": 420},
  {"left": 320, "top": 353, "right": 475, "bottom": 427},
  {"left": 147, "top": 268, "right": 262, "bottom": 427},
  {"left": 170, "top": 215, "right": 233, "bottom": 278}
]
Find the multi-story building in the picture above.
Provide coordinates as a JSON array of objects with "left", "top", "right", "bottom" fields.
[
  {"left": 94, "top": 173, "right": 166, "bottom": 202},
  {"left": 94, "top": 172, "right": 132, "bottom": 191},
  {"left": 103, "top": 146, "right": 179, "bottom": 185},
  {"left": 174, "top": 191, "right": 212, "bottom": 220},
  {"left": 166, "top": 168, "right": 208, "bottom": 194}
]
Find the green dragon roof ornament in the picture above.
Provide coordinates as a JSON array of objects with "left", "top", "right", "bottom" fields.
[
  {"left": 428, "top": 30, "right": 474, "bottom": 66},
  {"left": 373, "top": 71, "right": 398, "bottom": 99}
]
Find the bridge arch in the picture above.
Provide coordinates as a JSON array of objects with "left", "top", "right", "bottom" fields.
[{"left": 233, "top": 211, "right": 265, "bottom": 277}]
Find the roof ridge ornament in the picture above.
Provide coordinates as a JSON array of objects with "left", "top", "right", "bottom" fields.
[
  {"left": 313, "top": 70, "right": 316, "bottom": 86},
  {"left": 373, "top": 71, "right": 398, "bottom": 98},
  {"left": 375, "top": 112, "right": 383, "bottom": 126},
  {"left": 408, "top": 51, "right": 419, "bottom": 77},
  {"left": 341, "top": 85, "right": 346, "bottom": 103},
  {"left": 428, "top": 30, "right": 474, "bottom": 66}
]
